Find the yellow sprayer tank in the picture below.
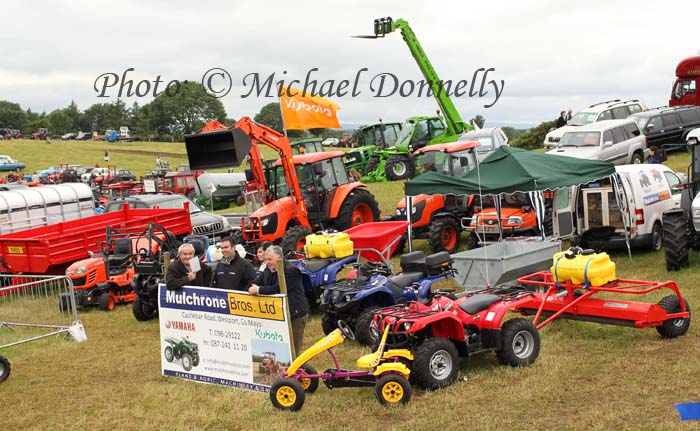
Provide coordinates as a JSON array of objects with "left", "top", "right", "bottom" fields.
[
  {"left": 550, "top": 251, "right": 616, "bottom": 287},
  {"left": 304, "top": 232, "right": 354, "bottom": 259}
]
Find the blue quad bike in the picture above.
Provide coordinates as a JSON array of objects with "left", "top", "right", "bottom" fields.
[
  {"left": 287, "top": 252, "right": 358, "bottom": 309},
  {"left": 321, "top": 250, "right": 456, "bottom": 345}
]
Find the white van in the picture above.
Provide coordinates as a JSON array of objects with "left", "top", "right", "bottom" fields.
[
  {"left": 0, "top": 183, "right": 95, "bottom": 234},
  {"left": 551, "top": 164, "right": 682, "bottom": 251}
]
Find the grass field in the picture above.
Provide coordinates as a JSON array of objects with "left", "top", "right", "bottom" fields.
[{"left": 2, "top": 140, "right": 700, "bottom": 430}]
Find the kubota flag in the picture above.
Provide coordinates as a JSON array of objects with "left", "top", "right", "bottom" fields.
[{"left": 279, "top": 86, "right": 341, "bottom": 130}]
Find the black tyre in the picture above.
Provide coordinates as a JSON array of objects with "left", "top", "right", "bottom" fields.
[
  {"left": 375, "top": 374, "right": 412, "bottom": 406},
  {"left": 298, "top": 364, "right": 319, "bottom": 393},
  {"left": 193, "top": 354, "right": 200, "bottom": 367},
  {"left": 270, "top": 378, "right": 305, "bottom": 411},
  {"left": 321, "top": 312, "right": 337, "bottom": 335},
  {"left": 496, "top": 318, "right": 540, "bottom": 367},
  {"left": 413, "top": 337, "right": 459, "bottom": 390},
  {"left": 98, "top": 292, "right": 115, "bottom": 311},
  {"left": 230, "top": 229, "right": 244, "bottom": 247},
  {"left": 0, "top": 355, "right": 10, "bottom": 383},
  {"left": 182, "top": 353, "right": 194, "bottom": 371},
  {"left": 164, "top": 346, "right": 174, "bottom": 362},
  {"left": 280, "top": 226, "right": 313, "bottom": 253},
  {"left": 656, "top": 295, "right": 691, "bottom": 339},
  {"left": 649, "top": 222, "right": 663, "bottom": 252},
  {"left": 385, "top": 155, "right": 415, "bottom": 181},
  {"left": 132, "top": 297, "right": 158, "bottom": 321},
  {"left": 663, "top": 212, "right": 689, "bottom": 271},
  {"left": 428, "top": 217, "right": 460, "bottom": 254},
  {"left": 631, "top": 151, "right": 643, "bottom": 164},
  {"left": 355, "top": 306, "right": 380, "bottom": 346},
  {"left": 363, "top": 156, "right": 380, "bottom": 176},
  {"left": 466, "top": 233, "right": 480, "bottom": 250},
  {"left": 334, "top": 189, "right": 381, "bottom": 231},
  {"left": 235, "top": 195, "right": 245, "bottom": 207}
]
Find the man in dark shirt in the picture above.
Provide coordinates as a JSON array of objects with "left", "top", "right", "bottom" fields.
[{"left": 212, "top": 236, "right": 256, "bottom": 291}]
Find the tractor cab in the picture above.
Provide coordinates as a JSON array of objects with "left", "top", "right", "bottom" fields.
[
  {"left": 414, "top": 140, "right": 479, "bottom": 177},
  {"left": 394, "top": 116, "right": 447, "bottom": 153},
  {"left": 291, "top": 138, "right": 324, "bottom": 155}
]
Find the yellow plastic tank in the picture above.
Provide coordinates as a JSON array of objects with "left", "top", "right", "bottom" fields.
[
  {"left": 550, "top": 251, "right": 616, "bottom": 287},
  {"left": 304, "top": 232, "right": 354, "bottom": 259}
]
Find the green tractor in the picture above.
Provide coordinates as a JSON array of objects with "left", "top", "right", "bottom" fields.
[
  {"left": 291, "top": 138, "right": 325, "bottom": 155},
  {"left": 355, "top": 17, "right": 475, "bottom": 183},
  {"left": 344, "top": 121, "right": 402, "bottom": 174}
]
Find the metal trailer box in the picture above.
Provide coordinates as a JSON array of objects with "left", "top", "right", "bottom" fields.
[{"left": 452, "top": 239, "right": 562, "bottom": 290}]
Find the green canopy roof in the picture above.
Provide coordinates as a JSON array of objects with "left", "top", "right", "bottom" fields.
[{"left": 405, "top": 146, "right": 616, "bottom": 196}]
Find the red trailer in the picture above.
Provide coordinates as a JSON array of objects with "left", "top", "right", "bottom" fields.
[{"left": 0, "top": 204, "right": 192, "bottom": 275}]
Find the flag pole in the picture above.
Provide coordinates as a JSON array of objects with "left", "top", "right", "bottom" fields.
[{"left": 277, "top": 83, "right": 289, "bottom": 138}]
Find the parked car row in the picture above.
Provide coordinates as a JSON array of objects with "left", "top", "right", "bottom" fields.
[{"left": 61, "top": 132, "right": 93, "bottom": 140}]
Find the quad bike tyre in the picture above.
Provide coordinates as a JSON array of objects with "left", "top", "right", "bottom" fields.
[
  {"left": 0, "top": 355, "right": 10, "bottom": 383},
  {"left": 335, "top": 189, "right": 380, "bottom": 231},
  {"left": 496, "top": 318, "right": 540, "bottom": 367},
  {"left": 321, "top": 312, "right": 337, "bottom": 335},
  {"left": 164, "top": 346, "right": 174, "bottom": 362},
  {"left": 270, "top": 378, "right": 306, "bottom": 411},
  {"left": 656, "top": 295, "right": 691, "bottom": 339},
  {"left": 281, "top": 226, "right": 313, "bottom": 253},
  {"left": 385, "top": 155, "right": 415, "bottom": 181},
  {"left": 182, "top": 353, "right": 194, "bottom": 372},
  {"left": 663, "top": 212, "right": 689, "bottom": 271},
  {"left": 375, "top": 374, "right": 412, "bottom": 406},
  {"left": 193, "top": 354, "right": 200, "bottom": 367},
  {"left": 413, "top": 337, "right": 459, "bottom": 390},
  {"left": 428, "top": 216, "right": 460, "bottom": 254},
  {"left": 355, "top": 306, "right": 381, "bottom": 346},
  {"left": 132, "top": 297, "right": 158, "bottom": 321}
]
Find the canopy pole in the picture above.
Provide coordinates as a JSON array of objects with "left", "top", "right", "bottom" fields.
[{"left": 406, "top": 195, "right": 413, "bottom": 253}]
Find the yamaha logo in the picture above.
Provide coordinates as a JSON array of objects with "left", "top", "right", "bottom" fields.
[{"left": 166, "top": 320, "right": 196, "bottom": 332}]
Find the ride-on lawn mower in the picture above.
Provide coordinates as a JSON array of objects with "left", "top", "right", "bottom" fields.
[{"left": 270, "top": 321, "right": 412, "bottom": 411}]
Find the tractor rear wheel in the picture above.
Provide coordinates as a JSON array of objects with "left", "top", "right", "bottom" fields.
[
  {"left": 656, "top": 295, "right": 691, "bottom": 338},
  {"left": 663, "top": 212, "right": 689, "bottom": 271},
  {"left": 428, "top": 217, "right": 460, "bottom": 254},
  {"left": 0, "top": 355, "right": 10, "bottom": 383},
  {"left": 132, "top": 297, "right": 157, "bottom": 322},
  {"left": 281, "top": 226, "right": 313, "bottom": 253},
  {"left": 385, "top": 155, "right": 415, "bottom": 181},
  {"left": 364, "top": 156, "right": 380, "bottom": 176},
  {"left": 496, "top": 318, "right": 540, "bottom": 367},
  {"left": 98, "top": 292, "right": 115, "bottom": 311},
  {"left": 413, "top": 337, "right": 459, "bottom": 390},
  {"left": 335, "top": 189, "right": 380, "bottom": 231}
]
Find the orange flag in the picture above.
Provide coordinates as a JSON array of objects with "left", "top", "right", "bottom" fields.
[{"left": 279, "top": 86, "right": 341, "bottom": 130}]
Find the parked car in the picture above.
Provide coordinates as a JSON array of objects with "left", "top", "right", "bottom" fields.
[
  {"left": 114, "top": 168, "right": 137, "bottom": 182},
  {"left": 629, "top": 105, "right": 700, "bottom": 152},
  {"left": 544, "top": 99, "right": 647, "bottom": 149},
  {"left": 546, "top": 119, "right": 647, "bottom": 165},
  {"left": 0, "top": 155, "right": 26, "bottom": 172},
  {"left": 458, "top": 127, "right": 509, "bottom": 162},
  {"left": 322, "top": 137, "right": 340, "bottom": 147},
  {"left": 75, "top": 132, "right": 92, "bottom": 140},
  {"left": 104, "top": 194, "right": 233, "bottom": 242},
  {"left": 61, "top": 133, "right": 77, "bottom": 140}
]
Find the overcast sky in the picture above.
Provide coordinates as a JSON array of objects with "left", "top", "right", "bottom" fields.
[{"left": 2, "top": 0, "right": 698, "bottom": 129}]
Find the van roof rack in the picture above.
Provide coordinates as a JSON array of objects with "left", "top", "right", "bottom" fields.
[{"left": 588, "top": 99, "right": 621, "bottom": 108}]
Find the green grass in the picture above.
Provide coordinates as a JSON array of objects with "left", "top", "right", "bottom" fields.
[{"left": 2, "top": 141, "right": 700, "bottom": 430}]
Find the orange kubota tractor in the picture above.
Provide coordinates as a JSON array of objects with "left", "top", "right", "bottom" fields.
[
  {"left": 185, "top": 117, "right": 381, "bottom": 251},
  {"left": 395, "top": 140, "right": 479, "bottom": 253}
]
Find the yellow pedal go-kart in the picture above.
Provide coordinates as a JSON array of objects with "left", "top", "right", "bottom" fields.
[{"left": 269, "top": 320, "right": 413, "bottom": 411}]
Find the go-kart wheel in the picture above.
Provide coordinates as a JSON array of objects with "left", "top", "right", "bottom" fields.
[
  {"left": 192, "top": 354, "right": 200, "bottom": 367},
  {"left": 164, "top": 346, "right": 174, "bottom": 362},
  {"left": 375, "top": 374, "right": 411, "bottom": 406},
  {"left": 321, "top": 313, "right": 337, "bottom": 335},
  {"left": 298, "top": 364, "right": 319, "bottom": 393},
  {"left": 0, "top": 355, "right": 10, "bottom": 383},
  {"left": 98, "top": 292, "right": 115, "bottom": 311},
  {"left": 337, "top": 320, "right": 355, "bottom": 341},
  {"left": 413, "top": 337, "right": 459, "bottom": 390},
  {"left": 132, "top": 297, "right": 158, "bottom": 321},
  {"left": 182, "top": 353, "right": 194, "bottom": 371},
  {"left": 496, "top": 318, "right": 540, "bottom": 367},
  {"left": 355, "top": 306, "right": 380, "bottom": 346},
  {"left": 270, "top": 378, "right": 305, "bottom": 411},
  {"left": 656, "top": 295, "right": 691, "bottom": 339}
]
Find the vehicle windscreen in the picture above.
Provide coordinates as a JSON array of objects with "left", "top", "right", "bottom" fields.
[
  {"left": 151, "top": 197, "right": 202, "bottom": 214},
  {"left": 393, "top": 122, "right": 415, "bottom": 148},
  {"left": 632, "top": 116, "right": 649, "bottom": 128},
  {"left": 568, "top": 112, "right": 597, "bottom": 126},
  {"left": 416, "top": 151, "right": 447, "bottom": 175},
  {"left": 559, "top": 131, "right": 600, "bottom": 147},
  {"left": 448, "top": 149, "right": 477, "bottom": 176}
]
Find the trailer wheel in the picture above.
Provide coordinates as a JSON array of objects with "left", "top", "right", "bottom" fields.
[
  {"left": 663, "top": 212, "right": 689, "bottom": 271},
  {"left": 299, "top": 364, "right": 319, "bottom": 393},
  {"left": 182, "top": 353, "right": 194, "bottom": 371},
  {"left": 281, "top": 226, "right": 313, "bottom": 253},
  {"left": 355, "top": 306, "right": 381, "bottom": 346},
  {"left": 321, "top": 312, "right": 337, "bottom": 335},
  {"left": 270, "top": 378, "right": 305, "bottom": 411},
  {"left": 0, "top": 355, "right": 10, "bottom": 383},
  {"left": 364, "top": 156, "right": 380, "bottom": 176},
  {"left": 335, "top": 189, "right": 381, "bottom": 231},
  {"left": 496, "top": 318, "right": 540, "bottom": 367},
  {"left": 385, "top": 155, "right": 415, "bottom": 181},
  {"left": 132, "top": 297, "right": 157, "bottom": 321},
  {"left": 656, "top": 295, "right": 691, "bottom": 339},
  {"left": 98, "top": 292, "right": 115, "bottom": 311},
  {"left": 375, "top": 374, "right": 412, "bottom": 406},
  {"left": 413, "top": 337, "right": 459, "bottom": 390},
  {"left": 164, "top": 346, "right": 174, "bottom": 362},
  {"left": 428, "top": 217, "right": 460, "bottom": 253}
]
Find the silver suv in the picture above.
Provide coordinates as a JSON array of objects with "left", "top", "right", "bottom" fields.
[
  {"left": 546, "top": 119, "right": 647, "bottom": 165},
  {"left": 544, "top": 99, "right": 647, "bottom": 149}
]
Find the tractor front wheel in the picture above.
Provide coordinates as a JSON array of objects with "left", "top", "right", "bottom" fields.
[
  {"left": 413, "top": 337, "right": 459, "bottom": 390},
  {"left": 656, "top": 295, "right": 691, "bottom": 339},
  {"left": 363, "top": 156, "right": 380, "bottom": 176},
  {"left": 281, "top": 226, "right": 313, "bottom": 253},
  {"left": 663, "top": 212, "right": 689, "bottom": 271},
  {"left": 496, "top": 318, "right": 540, "bottom": 367},
  {"left": 428, "top": 217, "right": 460, "bottom": 253},
  {"left": 385, "top": 155, "right": 415, "bottom": 181},
  {"left": 335, "top": 189, "right": 380, "bottom": 231}
]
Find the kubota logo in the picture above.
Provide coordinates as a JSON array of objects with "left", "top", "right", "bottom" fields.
[{"left": 166, "top": 320, "right": 196, "bottom": 332}]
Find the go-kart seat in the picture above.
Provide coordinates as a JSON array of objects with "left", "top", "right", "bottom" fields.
[
  {"left": 458, "top": 294, "right": 502, "bottom": 315},
  {"left": 387, "top": 272, "right": 425, "bottom": 296},
  {"left": 107, "top": 238, "right": 133, "bottom": 273}
]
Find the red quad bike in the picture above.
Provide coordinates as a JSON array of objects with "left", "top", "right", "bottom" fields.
[{"left": 371, "top": 287, "right": 543, "bottom": 390}]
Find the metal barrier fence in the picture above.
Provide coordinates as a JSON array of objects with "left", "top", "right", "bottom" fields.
[{"left": 0, "top": 274, "right": 87, "bottom": 383}]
